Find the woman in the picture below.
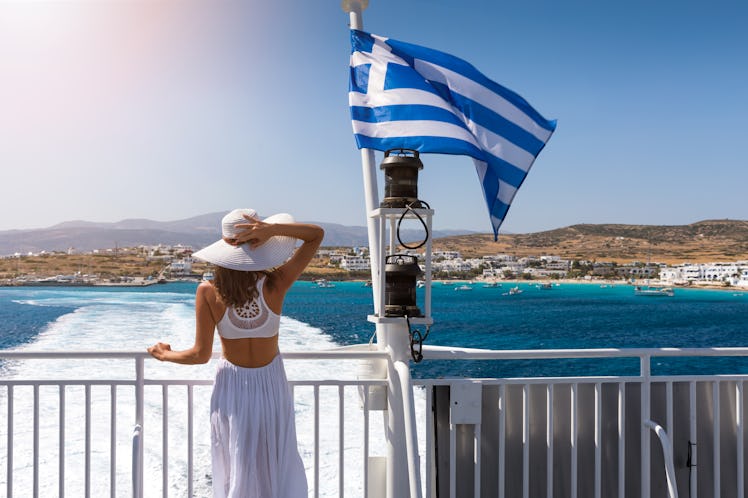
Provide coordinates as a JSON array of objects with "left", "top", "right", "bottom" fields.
[{"left": 148, "top": 208, "right": 323, "bottom": 498}]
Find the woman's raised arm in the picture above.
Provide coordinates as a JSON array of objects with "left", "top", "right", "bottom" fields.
[{"left": 234, "top": 217, "right": 324, "bottom": 292}]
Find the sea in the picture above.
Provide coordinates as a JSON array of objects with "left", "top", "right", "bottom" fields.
[{"left": 1, "top": 281, "right": 747, "bottom": 496}]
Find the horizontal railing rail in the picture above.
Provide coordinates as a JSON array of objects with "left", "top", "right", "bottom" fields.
[{"left": 422, "top": 345, "right": 748, "bottom": 361}]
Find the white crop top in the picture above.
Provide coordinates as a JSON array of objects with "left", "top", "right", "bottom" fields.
[{"left": 216, "top": 277, "right": 281, "bottom": 339}]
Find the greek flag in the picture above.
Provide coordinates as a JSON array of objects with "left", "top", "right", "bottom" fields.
[{"left": 349, "top": 29, "right": 557, "bottom": 239}]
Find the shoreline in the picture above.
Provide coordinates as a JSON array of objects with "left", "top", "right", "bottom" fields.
[
  {"left": 2, "top": 276, "right": 745, "bottom": 294},
  {"left": 430, "top": 277, "right": 747, "bottom": 293},
  {"left": 0, "top": 277, "right": 198, "bottom": 288}
]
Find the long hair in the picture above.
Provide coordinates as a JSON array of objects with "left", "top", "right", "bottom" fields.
[{"left": 211, "top": 266, "right": 270, "bottom": 308}]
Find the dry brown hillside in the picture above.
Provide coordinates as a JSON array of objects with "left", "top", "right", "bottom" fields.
[
  {"left": 2, "top": 220, "right": 746, "bottom": 282},
  {"left": 432, "top": 220, "right": 748, "bottom": 264}
]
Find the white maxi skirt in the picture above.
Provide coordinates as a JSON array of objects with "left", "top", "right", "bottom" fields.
[{"left": 211, "top": 356, "right": 308, "bottom": 498}]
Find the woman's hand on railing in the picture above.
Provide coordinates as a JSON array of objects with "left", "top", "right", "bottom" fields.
[{"left": 147, "top": 342, "right": 172, "bottom": 361}]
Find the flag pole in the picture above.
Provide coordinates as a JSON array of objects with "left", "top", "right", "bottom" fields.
[
  {"left": 342, "top": 0, "right": 381, "bottom": 317},
  {"left": 342, "top": 2, "right": 413, "bottom": 498}
]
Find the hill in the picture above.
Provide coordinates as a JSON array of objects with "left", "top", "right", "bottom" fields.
[
  {"left": 432, "top": 220, "right": 748, "bottom": 264},
  {"left": 2, "top": 216, "right": 746, "bottom": 266},
  {"left": 2, "top": 220, "right": 745, "bottom": 282},
  {"left": 0, "top": 213, "right": 472, "bottom": 255}
]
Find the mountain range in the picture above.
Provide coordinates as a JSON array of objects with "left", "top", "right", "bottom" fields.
[{"left": 0, "top": 213, "right": 473, "bottom": 255}]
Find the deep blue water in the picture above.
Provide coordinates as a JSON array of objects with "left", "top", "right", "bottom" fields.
[{"left": 2, "top": 281, "right": 747, "bottom": 378}]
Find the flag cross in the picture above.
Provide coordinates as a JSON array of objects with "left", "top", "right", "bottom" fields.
[{"left": 349, "top": 30, "right": 556, "bottom": 239}]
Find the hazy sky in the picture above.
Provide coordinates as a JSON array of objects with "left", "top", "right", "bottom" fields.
[{"left": 1, "top": 0, "right": 746, "bottom": 235}]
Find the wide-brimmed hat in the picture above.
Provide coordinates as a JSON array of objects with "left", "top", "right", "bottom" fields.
[{"left": 192, "top": 209, "right": 296, "bottom": 271}]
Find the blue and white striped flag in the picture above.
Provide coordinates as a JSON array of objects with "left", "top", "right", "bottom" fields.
[{"left": 349, "top": 29, "right": 557, "bottom": 239}]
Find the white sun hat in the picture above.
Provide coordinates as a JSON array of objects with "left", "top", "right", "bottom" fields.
[{"left": 192, "top": 209, "right": 297, "bottom": 271}]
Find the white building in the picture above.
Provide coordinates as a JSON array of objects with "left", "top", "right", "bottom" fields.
[
  {"left": 433, "top": 251, "right": 461, "bottom": 260},
  {"left": 545, "top": 260, "right": 571, "bottom": 271},
  {"left": 340, "top": 256, "right": 371, "bottom": 271},
  {"left": 738, "top": 270, "right": 748, "bottom": 288},
  {"left": 169, "top": 258, "right": 193, "bottom": 275},
  {"left": 327, "top": 251, "right": 348, "bottom": 265},
  {"left": 434, "top": 258, "right": 473, "bottom": 273},
  {"left": 654, "top": 262, "right": 748, "bottom": 287},
  {"left": 703, "top": 263, "right": 740, "bottom": 282},
  {"left": 681, "top": 264, "right": 703, "bottom": 281},
  {"left": 658, "top": 268, "right": 682, "bottom": 285},
  {"left": 482, "top": 254, "right": 515, "bottom": 263},
  {"left": 499, "top": 262, "right": 525, "bottom": 276}
]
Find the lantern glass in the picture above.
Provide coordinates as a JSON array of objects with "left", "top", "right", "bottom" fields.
[
  {"left": 384, "top": 254, "right": 423, "bottom": 317},
  {"left": 380, "top": 149, "right": 423, "bottom": 208}
]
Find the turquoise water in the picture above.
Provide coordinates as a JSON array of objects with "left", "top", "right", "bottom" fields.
[
  {"left": 285, "top": 281, "right": 748, "bottom": 378},
  {"left": 2, "top": 281, "right": 747, "bottom": 378}
]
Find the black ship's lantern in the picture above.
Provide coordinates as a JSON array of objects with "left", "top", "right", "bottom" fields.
[
  {"left": 384, "top": 254, "right": 423, "bottom": 317},
  {"left": 380, "top": 148, "right": 424, "bottom": 208}
]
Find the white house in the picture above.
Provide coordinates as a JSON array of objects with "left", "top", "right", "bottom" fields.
[
  {"left": 169, "top": 258, "right": 193, "bottom": 275},
  {"left": 738, "top": 270, "right": 748, "bottom": 288},
  {"left": 434, "top": 258, "right": 473, "bottom": 273},
  {"left": 681, "top": 264, "right": 703, "bottom": 281},
  {"left": 703, "top": 263, "right": 739, "bottom": 282},
  {"left": 340, "top": 256, "right": 370, "bottom": 271},
  {"left": 433, "top": 251, "right": 461, "bottom": 260}
]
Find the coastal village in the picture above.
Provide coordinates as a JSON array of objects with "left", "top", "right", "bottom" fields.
[{"left": 1, "top": 242, "right": 747, "bottom": 290}]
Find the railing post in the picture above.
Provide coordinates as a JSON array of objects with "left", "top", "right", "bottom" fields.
[
  {"left": 6, "top": 385, "right": 13, "bottom": 498},
  {"left": 384, "top": 326, "right": 413, "bottom": 498},
  {"left": 394, "top": 360, "right": 423, "bottom": 498},
  {"left": 134, "top": 356, "right": 144, "bottom": 498},
  {"left": 641, "top": 354, "right": 651, "bottom": 498},
  {"left": 132, "top": 424, "right": 142, "bottom": 498}
]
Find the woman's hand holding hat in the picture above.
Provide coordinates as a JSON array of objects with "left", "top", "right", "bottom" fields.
[
  {"left": 235, "top": 215, "right": 277, "bottom": 249},
  {"left": 191, "top": 209, "right": 297, "bottom": 271}
]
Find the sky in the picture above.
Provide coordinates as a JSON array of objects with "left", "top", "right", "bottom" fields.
[{"left": 1, "top": 0, "right": 746, "bottom": 235}]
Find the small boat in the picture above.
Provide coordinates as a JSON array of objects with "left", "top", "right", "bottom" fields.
[
  {"left": 416, "top": 280, "right": 425, "bottom": 288},
  {"left": 503, "top": 286, "right": 523, "bottom": 296},
  {"left": 536, "top": 282, "right": 553, "bottom": 290},
  {"left": 454, "top": 284, "right": 472, "bottom": 291},
  {"left": 482, "top": 282, "right": 501, "bottom": 288},
  {"left": 315, "top": 279, "right": 336, "bottom": 288},
  {"left": 634, "top": 285, "right": 674, "bottom": 297},
  {"left": 362, "top": 280, "right": 372, "bottom": 287}
]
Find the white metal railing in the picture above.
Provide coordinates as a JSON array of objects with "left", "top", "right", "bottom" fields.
[
  {"left": 416, "top": 345, "right": 748, "bottom": 498},
  {"left": 1, "top": 349, "right": 388, "bottom": 498},
  {"left": 4, "top": 346, "right": 748, "bottom": 497}
]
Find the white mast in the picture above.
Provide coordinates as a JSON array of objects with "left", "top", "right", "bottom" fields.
[
  {"left": 341, "top": 2, "right": 414, "bottom": 497},
  {"left": 342, "top": 0, "right": 381, "bottom": 316}
]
